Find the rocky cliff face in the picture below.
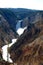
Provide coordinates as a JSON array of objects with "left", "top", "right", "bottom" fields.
[
  {"left": 0, "top": 14, "right": 18, "bottom": 48},
  {"left": 0, "top": 8, "right": 43, "bottom": 65},
  {"left": 10, "top": 19, "right": 43, "bottom": 65},
  {"left": 0, "top": 8, "right": 43, "bottom": 30}
]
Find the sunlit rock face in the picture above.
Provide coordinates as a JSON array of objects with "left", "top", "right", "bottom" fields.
[{"left": 10, "top": 19, "right": 43, "bottom": 65}]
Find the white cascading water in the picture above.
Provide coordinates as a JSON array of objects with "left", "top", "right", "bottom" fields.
[
  {"left": 17, "top": 27, "right": 27, "bottom": 35},
  {"left": 16, "top": 20, "right": 23, "bottom": 30},
  {"left": 16, "top": 20, "right": 27, "bottom": 35},
  {"left": 2, "top": 20, "right": 27, "bottom": 63},
  {"left": 2, "top": 39, "right": 17, "bottom": 63}
]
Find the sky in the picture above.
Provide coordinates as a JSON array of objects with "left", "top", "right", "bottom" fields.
[{"left": 0, "top": 0, "right": 43, "bottom": 10}]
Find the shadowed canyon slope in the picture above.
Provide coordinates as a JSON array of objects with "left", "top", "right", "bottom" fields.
[
  {"left": 0, "top": 15, "right": 18, "bottom": 48},
  {"left": 0, "top": 8, "right": 43, "bottom": 65}
]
